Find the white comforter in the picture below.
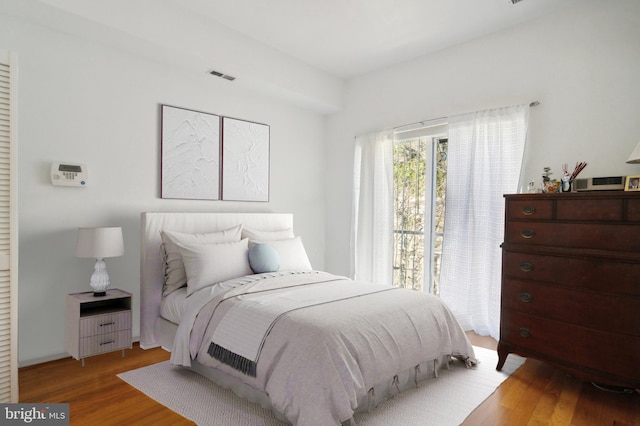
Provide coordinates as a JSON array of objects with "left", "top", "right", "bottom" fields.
[{"left": 171, "top": 271, "right": 476, "bottom": 425}]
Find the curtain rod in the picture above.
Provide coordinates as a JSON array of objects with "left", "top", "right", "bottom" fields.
[{"left": 393, "top": 101, "right": 540, "bottom": 133}]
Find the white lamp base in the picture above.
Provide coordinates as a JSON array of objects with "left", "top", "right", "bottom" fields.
[{"left": 90, "top": 258, "right": 111, "bottom": 297}]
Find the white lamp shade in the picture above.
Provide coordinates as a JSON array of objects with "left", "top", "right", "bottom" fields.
[
  {"left": 626, "top": 141, "right": 640, "bottom": 164},
  {"left": 76, "top": 227, "right": 124, "bottom": 259}
]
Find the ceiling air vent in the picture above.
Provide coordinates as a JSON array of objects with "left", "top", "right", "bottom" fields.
[
  {"left": 511, "top": 0, "right": 524, "bottom": 3},
  {"left": 209, "top": 69, "right": 236, "bottom": 81}
]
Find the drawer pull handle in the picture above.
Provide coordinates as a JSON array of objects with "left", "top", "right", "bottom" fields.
[
  {"left": 519, "top": 292, "right": 533, "bottom": 303},
  {"left": 99, "top": 340, "right": 115, "bottom": 346},
  {"left": 519, "top": 327, "right": 532, "bottom": 338},
  {"left": 521, "top": 206, "right": 536, "bottom": 215},
  {"left": 520, "top": 229, "right": 535, "bottom": 239},
  {"left": 519, "top": 262, "right": 533, "bottom": 272},
  {"left": 99, "top": 322, "right": 115, "bottom": 327}
]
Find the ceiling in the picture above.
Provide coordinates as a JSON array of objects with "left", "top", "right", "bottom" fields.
[
  {"left": 8, "top": 0, "right": 580, "bottom": 112},
  {"left": 24, "top": 0, "right": 582, "bottom": 80},
  {"left": 167, "top": 0, "right": 579, "bottom": 79}
]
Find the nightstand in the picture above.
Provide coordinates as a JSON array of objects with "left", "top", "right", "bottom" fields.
[{"left": 65, "top": 289, "right": 132, "bottom": 367}]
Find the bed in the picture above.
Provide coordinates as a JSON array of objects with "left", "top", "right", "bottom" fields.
[{"left": 140, "top": 212, "right": 476, "bottom": 425}]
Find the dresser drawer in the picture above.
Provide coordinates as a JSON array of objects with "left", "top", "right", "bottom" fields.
[
  {"left": 507, "top": 200, "right": 553, "bottom": 220},
  {"left": 627, "top": 198, "right": 640, "bottom": 222},
  {"left": 502, "top": 251, "right": 640, "bottom": 296},
  {"left": 79, "top": 330, "right": 132, "bottom": 357},
  {"left": 79, "top": 311, "right": 131, "bottom": 338},
  {"left": 502, "top": 279, "right": 640, "bottom": 335},
  {"left": 500, "top": 310, "right": 640, "bottom": 381},
  {"left": 556, "top": 199, "right": 623, "bottom": 222},
  {"left": 504, "top": 222, "right": 640, "bottom": 251}
]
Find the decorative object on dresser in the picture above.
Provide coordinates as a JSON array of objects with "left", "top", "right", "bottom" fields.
[
  {"left": 65, "top": 289, "right": 132, "bottom": 367},
  {"left": 560, "top": 162, "right": 588, "bottom": 193},
  {"left": 541, "top": 166, "right": 559, "bottom": 193},
  {"left": 625, "top": 175, "right": 640, "bottom": 191},
  {"left": 574, "top": 176, "right": 626, "bottom": 192},
  {"left": 497, "top": 192, "right": 640, "bottom": 390},
  {"left": 75, "top": 226, "right": 124, "bottom": 296}
]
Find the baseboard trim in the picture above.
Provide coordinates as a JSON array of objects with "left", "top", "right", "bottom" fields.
[{"left": 19, "top": 336, "right": 140, "bottom": 368}]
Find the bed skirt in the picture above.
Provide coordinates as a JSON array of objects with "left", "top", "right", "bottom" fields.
[{"left": 190, "top": 350, "right": 453, "bottom": 425}]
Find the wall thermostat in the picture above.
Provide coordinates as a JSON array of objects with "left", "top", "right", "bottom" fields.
[{"left": 51, "top": 163, "right": 87, "bottom": 186}]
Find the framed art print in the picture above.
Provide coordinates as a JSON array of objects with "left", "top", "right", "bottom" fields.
[
  {"left": 222, "top": 117, "right": 270, "bottom": 201},
  {"left": 161, "top": 105, "right": 221, "bottom": 200}
]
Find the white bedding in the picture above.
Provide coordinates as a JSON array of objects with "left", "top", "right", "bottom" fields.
[
  {"left": 159, "top": 287, "right": 188, "bottom": 324},
  {"left": 209, "top": 271, "right": 394, "bottom": 373},
  {"left": 171, "top": 271, "right": 476, "bottom": 426},
  {"left": 158, "top": 273, "right": 251, "bottom": 324}
]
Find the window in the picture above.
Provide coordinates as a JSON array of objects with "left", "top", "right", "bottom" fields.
[
  {"left": 392, "top": 125, "right": 447, "bottom": 294},
  {"left": 432, "top": 138, "right": 447, "bottom": 295}
]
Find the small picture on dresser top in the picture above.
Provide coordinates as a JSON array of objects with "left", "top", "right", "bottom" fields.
[{"left": 624, "top": 175, "right": 640, "bottom": 191}]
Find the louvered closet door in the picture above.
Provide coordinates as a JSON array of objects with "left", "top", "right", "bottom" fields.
[{"left": 0, "top": 50, "right": 18, "bottom": 403}]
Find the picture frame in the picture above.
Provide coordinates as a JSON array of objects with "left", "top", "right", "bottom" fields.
[
  {"left": 624, "top": 175, "right": 640, "bottom": 191},
  {"left": 221, "top": 116, "right": 270, "bottom": 202},
  {"left": 161, "top": 105, "right": 221, "bottom": 200}
]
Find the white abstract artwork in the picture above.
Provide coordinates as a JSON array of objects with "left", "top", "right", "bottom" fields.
[
  {"left": 161, "top": 105, "right": 220, "bottom": 200},
  {"left": 222, "top": 117, "right": 270, "bottom": 202}
]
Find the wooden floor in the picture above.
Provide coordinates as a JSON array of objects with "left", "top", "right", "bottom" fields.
[
  {"left": 19, "top": 345, "right": 193, "bottom": 426},
  {"left": 462, "top": 334, "right": 640, "bottom": 426},
  {"left": 19, "top": 336, "right": 639, "bottom": 425}
]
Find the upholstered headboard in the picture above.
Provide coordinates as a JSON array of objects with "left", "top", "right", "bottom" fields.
[{"left": 140, "top": 212, "right": 294, "bottom": 349}]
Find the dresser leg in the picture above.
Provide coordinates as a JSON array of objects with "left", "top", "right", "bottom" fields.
[
  {"left": 81, "top": 358, "right": 85, "bottom": 368},
  {"left": 496, "top": 342, "right": 509, "bottom": 371}
]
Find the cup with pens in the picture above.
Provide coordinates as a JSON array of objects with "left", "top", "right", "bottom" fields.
[{"left": 561, "top": 162, "right": 587, "bottom": 192}]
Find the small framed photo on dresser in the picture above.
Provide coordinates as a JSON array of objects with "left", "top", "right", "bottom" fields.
[{"left": 624, "top": 175, "right": 640, "bottom": 191}]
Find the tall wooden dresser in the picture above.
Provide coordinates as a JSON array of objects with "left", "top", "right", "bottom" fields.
[{"left": 497, "top": 192, "right": 640, "bottom": 389}]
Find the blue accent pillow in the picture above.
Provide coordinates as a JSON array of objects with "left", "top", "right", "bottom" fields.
[{"left": 248, "top": 243, "right": 280, "bottom": 273}]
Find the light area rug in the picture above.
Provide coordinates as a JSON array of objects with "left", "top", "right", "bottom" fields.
[{"left": 118, "top": 346, "right": 525, "bottom": 425}]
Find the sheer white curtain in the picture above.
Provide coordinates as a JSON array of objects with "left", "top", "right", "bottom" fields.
[
  {"left": 439, "top": 105, "right": 529, "bottom": 340},
  {"left": 350, "top": 130, "right": 394, "bottom": 285}
]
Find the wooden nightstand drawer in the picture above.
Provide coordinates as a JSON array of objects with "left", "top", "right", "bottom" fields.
[
  {"left": 79, "top": 311, "right": 131, "bottom": 338},
  {"left": 79, "top": 330, "right": 132, "bottom": 357}
]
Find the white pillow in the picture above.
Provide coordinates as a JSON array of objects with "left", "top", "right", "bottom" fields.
[
  {"left": 161, "top": 225, "right": 242, "bottom": 295},
  {"left": 260, "top": 237, "right": 312, "bottom": 271},
  {"left": 242, "top": 227, "right": 294, "bottom": 241},
  {"left": 178, "top": 239, "right": 253, "bottom": 296}
]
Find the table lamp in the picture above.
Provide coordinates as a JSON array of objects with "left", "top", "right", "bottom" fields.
[
  {"left": 626, "top": 141, "right": 640, "bottom": 164},
  {"left": 75, "top": 226, "right": 124, "bottom": 296}
]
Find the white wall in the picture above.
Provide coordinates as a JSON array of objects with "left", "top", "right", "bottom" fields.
[
  {"left": 324, "top": 0, "right": 640, "bottom": 277},
  {"left": 6, "top": 0, "right": 640, "bottom": 366},
  {"left": 1, "top": 13, "right": 327, "bottom": 365}
]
